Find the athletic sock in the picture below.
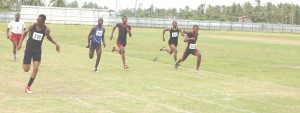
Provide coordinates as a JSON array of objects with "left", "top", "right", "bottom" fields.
[
  {"left": 14, "top": 54, "right": 16, "bottom": 59},
  {"left": 27, "top": 77, "right": 35, "bottom": 87}
]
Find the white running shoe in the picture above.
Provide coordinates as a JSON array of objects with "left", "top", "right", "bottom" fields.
[
  {"left": 25, "top": 87, "right": 33, "bottom": 94},
  {"left": 195, "top": 70, "right": 203, "bottom": 76}
]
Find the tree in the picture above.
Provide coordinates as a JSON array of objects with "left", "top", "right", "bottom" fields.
[
  {"left": 0, "top": 0, "right": 9, "bottom": 8},
  {"left": 50, "top": 0, "right": 68, "bottom": 7},
  {"left": 243, "top": 2, "right": 253, "bottom": 17},
  {"left": 117, "top": 2, "right": 300, "bottom": 25},
  {"left": 82, "top": 2, "right": 98, "bottom": 9},
  {"left": 26, "top": 0, "right": 46, "bottom": 6},
  {"left": 67, "top": 1, "right": 78, "bottom": 8}
]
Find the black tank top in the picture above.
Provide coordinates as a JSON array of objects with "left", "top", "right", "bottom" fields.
[
  {"left": 169, "top": 27, "right": 179, "bottom": 42},
  {"left": 187, "top": 32, "right": 198, "bottom": 48},
  {"left": 26, "top": 23, "right": 46, "bottom": 52}
]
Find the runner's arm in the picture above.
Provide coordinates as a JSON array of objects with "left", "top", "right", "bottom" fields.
[
  {"left": 162, "top": 28, "right": 170, "bottom": 41},
  {"left": 87, "top": 27, "right": 95, "bottom": 48},
  {"left": 184, "top": 34, "right": 195, "bottom": 42},
  {"left": 110, "top": 25, "right": 117, "bottom": 40},
  {"left": 17, "top": 24, "right": 34, "bottom": 51},
  {"left": 102, "top": 29, "right": 106, "bottom": 48},
  {"left": 45, "top": 27, "right": 60, "bottom": 53},
  {"left": 6, "top": 22, "right": 11, "bottom": 39},
  {"left": 6, "top": 28, "right": 10, "bottom": 39},
  {"left": 127, "top": 26, "right": 132, "bottom": 37},
  {"left": 179, "top": 28, "right": 185, "bottom": 36}
]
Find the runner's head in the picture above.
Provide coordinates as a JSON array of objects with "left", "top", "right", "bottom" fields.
[
  {"left": 15, "top": 13, "right": 20, "bottom": 22},
  {"left": 98, "top": 18, "right": 103, "bottom": 26},
  {"left": 172, "top": 21, "right": 178, "bottom": 28},
  {"left": 37, "top": 14, "right": 46, "bottom": 27},
  {"left": 192, "top": 25, "right": 199, "bottom": 34},
  {"left": 122, "top": 16, "right": 128, "bottom": 24}
]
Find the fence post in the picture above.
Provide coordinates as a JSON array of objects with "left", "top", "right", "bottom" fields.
[
  {"left": 219, "top": 21, "right": 222, "bottom": 31},
  {"left": 208, "top": 21, "right": 210, "bottom": 30},
  {"left": 137, "top": 18, "right": 139, "bottom": 28},
  {"left": 230, "top": 22, "right": 233, "bottom": 31}
]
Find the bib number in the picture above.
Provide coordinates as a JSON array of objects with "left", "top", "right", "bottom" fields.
[
  {"left": 32, "top": 32, "right": 43, "bottom": 41},
  {"left": 96, "top": 30, "right": 103, "bottom": 36},
  {"left": 172, "top": 32, "right": 178, "bottom": 37},
  {"left": 189, "top": 44, "right": 196, "bottom": 49}
]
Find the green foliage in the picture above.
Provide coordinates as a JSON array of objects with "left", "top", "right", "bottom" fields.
[
  {"left": 82, "top": 1, "right": 100, "bottom": 9},
  {"left": 50, "top": 0, "right": 68, "bottom": 7},
  {"left": 120, "top": 2, "right": 300, "bottom": 24},
  {"left": 67, "top": 1, "right": 78, "bottom": 8}
]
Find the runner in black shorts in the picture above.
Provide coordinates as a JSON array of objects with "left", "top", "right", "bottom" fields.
[
  {"left": 110, "top": 16, "right": 132, "bottom": 69},
  {"left": 160, "top": 21, "right": 184, "bottom": 62},
  {"left": 86, "top": 18, "right": 106, "bottom": 72},
  {"left": 175, "top": 25, "right": 203, "bottom": 76},
  {"left": 17, "top": 14, "right": 60, "bottom": 94}
]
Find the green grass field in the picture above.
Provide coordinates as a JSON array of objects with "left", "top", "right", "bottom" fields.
[{"left": 0, "top": 23, "right": 300, "bottom": 113}]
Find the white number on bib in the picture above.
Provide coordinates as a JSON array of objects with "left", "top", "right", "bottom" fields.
[
  {"left": 96, "top": 30, "right": 103, "bottom": 36},
  {"left": 172, "top": 32, "right": 178, "bottom": 37},
  {"left": 32, "top": 32, "right": 43, "bottom": 41},
  {"left": 189, "top": 44, "right": 196, "bottom": 49}
]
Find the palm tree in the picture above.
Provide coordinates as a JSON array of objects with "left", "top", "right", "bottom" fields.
[
  {"left": 0, "top": 0, "right": 8, "bottom": 8},
  {"left": 50, "top": 0, "right": 67, "bottom": 7},
  {"left": 243, "top": 2, "right": 253, "bottom": 17},
  {"left": 27, "top": 0, "right": 46, "bottom": 6},
  {"left": 184, "top": 5, "right": 190, "bottom": 12},
  {"left": 171, "top": 8, "right": 177, "bottom": 18},
  {"left": 67, "top": 1, "right": 78, "bottom": 8}
]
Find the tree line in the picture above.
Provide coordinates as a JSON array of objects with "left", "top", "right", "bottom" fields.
[
  {"left": 0, "top": 0, "right": 110, "bottom": 10},
  {"left": 1, "top": 0, "right": 300, "bottom": 24},
  {"left": 120, "top": 0, "right": 300, "bottom": 24}
]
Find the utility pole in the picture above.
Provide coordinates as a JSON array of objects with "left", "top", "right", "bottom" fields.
[
  {"left": 135, "top": 0, "right": 137, "bottom": 17},
  {"left": 292, "top": 3, "right": 294, "bottom": 24},
  {"left": 115, "top": 0, "right": 118, "bottom": 16}
]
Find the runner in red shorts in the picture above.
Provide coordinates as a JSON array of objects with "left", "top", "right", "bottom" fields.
[
  {"left": 110, "top": 16, "right": 132, "bottom": 69},
  {"left": 6, "top": 13, "right": 26, "bottom": 61},
  {"left": 175, "top": 25, "right": 203, "bottom": 76}
]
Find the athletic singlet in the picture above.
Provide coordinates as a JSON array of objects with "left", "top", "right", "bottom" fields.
[
  {"left": 186, "top": 32, "right": 198, "bottom": 49},
  {"left": 26, "top": 23, "right": 46, "bottom": 52},
  {"left": 116, "top": 23, "right": 131, "bottom": 44},
  {"left": 169, "top": 27, "right": 179, "bottom": 42},
  {"left": 91, "top": 25, "right": 105, "bottom": 43}
]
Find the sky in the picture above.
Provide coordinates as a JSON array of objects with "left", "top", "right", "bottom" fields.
[{"left": 47, "top": 0, "right": 300, "bottom": 10}]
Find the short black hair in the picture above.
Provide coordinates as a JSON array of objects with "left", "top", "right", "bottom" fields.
[
  {"left": 172, "top": 21, "right": 177, "bottom": 24},
  {"left": 122, "top": 16, "right": 128, "bottom": 19},
  {"left": 15, "top": 13, "right": 20, "bottom": 16},
  {"left": 39, "top": 14, "right": 46, "bottom": 22},
  {"left": 193, "top": 25, "right": 199, "bottom": 29},
  {"left": 98, "top": 18, "right": 103, "bottom": 21}
]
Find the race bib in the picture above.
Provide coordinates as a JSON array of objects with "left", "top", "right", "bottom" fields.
[
  {"left": 172, "top": 32, "right": 178, "bottom": 37},
  {"left": 32, "top": 32, "right": 43, "bottom": 41},
  {"left": 189, "top": 44, "right": 196, "bottom": 49},
  {"left": 96, "top": 30, "right": 103, "bottom": 36}
]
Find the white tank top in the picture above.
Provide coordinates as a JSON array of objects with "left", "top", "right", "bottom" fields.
[{"left": 8, "top": 20, "right": 26, "bottom": 34}]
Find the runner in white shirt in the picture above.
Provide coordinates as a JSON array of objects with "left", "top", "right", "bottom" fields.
[{"left": 6, "top": 13, "right": 26, "bottom": 61}]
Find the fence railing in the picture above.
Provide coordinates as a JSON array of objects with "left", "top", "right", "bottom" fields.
[{"left": 1, "top": 6, "right": 300, "bottom": 33}]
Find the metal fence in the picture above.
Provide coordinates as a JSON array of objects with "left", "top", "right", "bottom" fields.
[{"left": 1, "top": 6, "right": 300, "bottom": 33}]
